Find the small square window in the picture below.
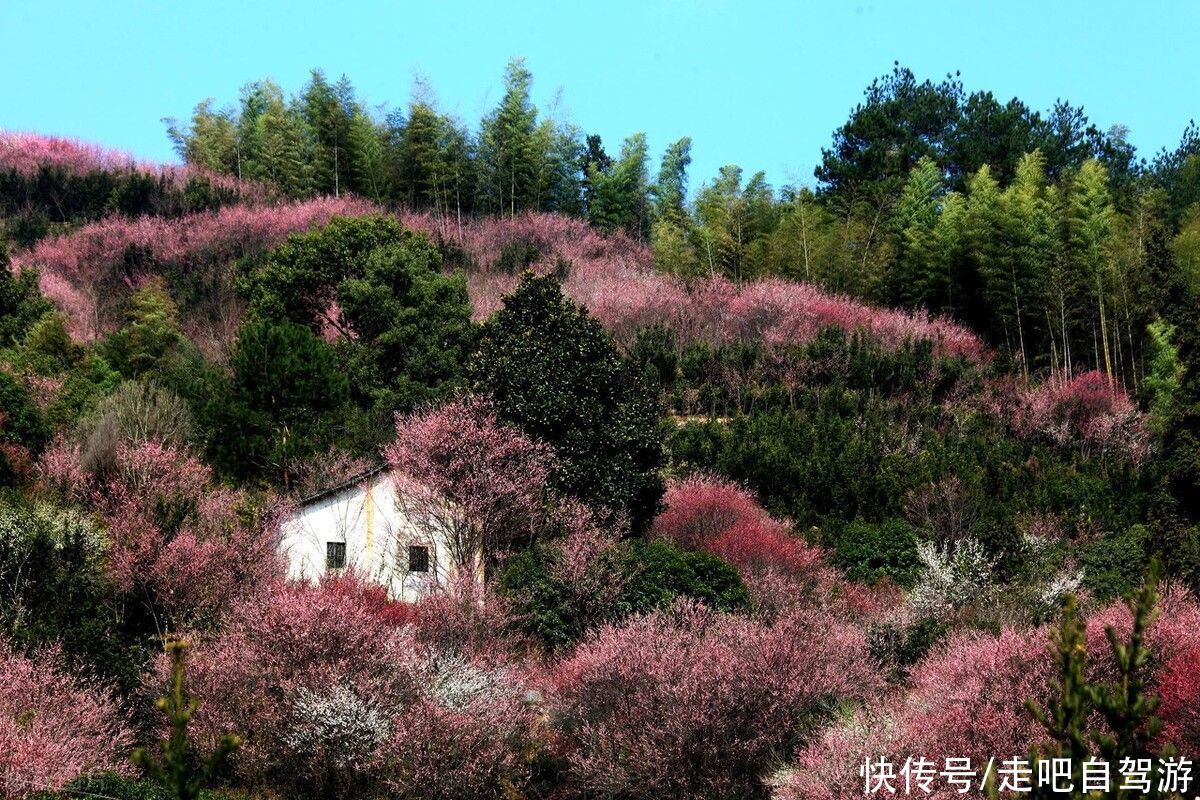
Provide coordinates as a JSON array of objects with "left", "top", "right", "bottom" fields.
[
  {"left": 408, "top": 545, "right": 430, "bottom": 573},
  {"left": 326, "top": 541, "right": 346, "bottom": 570}
]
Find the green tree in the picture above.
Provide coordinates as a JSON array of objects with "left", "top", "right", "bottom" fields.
[
  {"left": 299, "top": 70, "right": 356, "bottom": 197},
  {"left": 1142, "top": 319, "right": 1183, "bottom": 436},
  {"left": 104, "top": 278, "right": 185, "bottom": 378},
  {"left": 888, "top": 156, "right": 944, "bottom": 309},
  {"left": 1021, "top": 564, "right": 1176, "bottom": 799},
  {"left": 240, "top": 215, "right": 407, "bottom": 332},
  {"left": 209, "top": 318, "right": 349, "bottom": 488},
  {"left": 0, "top": 242, "right": 51, "bottom": 347},
  {"left": 164, "top": 99, "right": 240, "bottom": 176},
  {"left": 0, "top": 499, "right": 142, "bottom": 691},
  {"left": 252, "top": 83, "right": 312, "bottom": 198},
  {"left": 693, "top": 165, "right": 777, "bottom": 282},
  {"left": 1065, "top": 159, "right": 1119, "bottom": 377},
  {"left": 587, "top": 132, "right": 651, "bottom": 239},
  {"left": 472, "top": 272, "right": 665, "bottom": 529},
  {"left": 338, "top": 237, "right": 476, "bottom": 417},
  {"left": 347, "top": 108, "right": 391, "bottom": 203},
  {"left": 816, "top": 64, "right": 962, "bottom": 203},
  {"left": 652, "top": 137, "right": 692, "bottom": 223},
  {"left": 947, "top": 91, "right": 1039, "bottom": 187},
  {"left": 477, "top": 57, "right": 541, "bottom": 215},
  {"left": 999, "top": 151, "right": 1058, "bottom": 373}
]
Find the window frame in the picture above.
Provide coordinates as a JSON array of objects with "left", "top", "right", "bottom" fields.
[
  {"left": 408, "top": 544, "right": 430, "bottom": 573},
  {"left": 326, "top": 541, "right": 347, "bottom": 571}
]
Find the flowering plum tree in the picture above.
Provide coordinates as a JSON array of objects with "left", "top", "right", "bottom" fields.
[
  {"left": 14, "top": 196, "right": 377, "bottom": 341},
  {"left": 551, "top": 602, "right": 879, "bottom": 799},
  {"left": 0, "top": 643, "right": 132, "bottom": 796},
  {"left": 178, "top": 576, "right": 537, "bottom": 799},
  {"left": 384, "top": 395, "right": 555, "bottom": 569}
]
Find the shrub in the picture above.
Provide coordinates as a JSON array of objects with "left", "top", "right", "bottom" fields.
[
  {"left": 654, "top": 473, "right": 827, "bottom": 579},
  {"left": 500, "top": 536, "right": 748, "bottom": 651},
  {"left": 15, "top": 197, "right": 375, "bottom": 341},
  {"left": 174, "top": 578, "right": 415, "bottom": 797},
  {"left": 833, "top": 518, "right": 919, "bottom": 586},
  {"left": 179, "top": 577, "right": 537, "bottom": 799},
  {"left": 551, "top": 602, "right": 880, "bottom": 799},
  {"left": 652, "top": 473, "right": 765, "bottom": 551},
  {"left": 76, "top": 439, "right": 281, "bottom": 628},
  {"left": 0, "top": 499, "right": 142, "bottom": 691},
  {"left": 74, "top": 379, "right": 195, "bottom": 474},
  {"left": 778, "top": 625, "right": 1053, "bottom": 800},
  {"left": 0, "top": 643, "right": 133, "bottom": 797},
  {"left": 617, "top": 539, "right": 749, "bottom": 617},
  {"left": 381, "top": 689, "right": 538, "bottom": 800},
  {"left": 1080, "top": 524, "right": 1149, "bottom": 600}
]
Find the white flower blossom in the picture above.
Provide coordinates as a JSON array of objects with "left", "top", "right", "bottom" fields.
[
  {"left": 909, "top": 538, "right": 995, "bottom": 616},
  {"left": 282, "top": 685, "right": 390, "bottom": 769},
  {"left": 422, "top": 650, "right": 514, "bottom": 712}
]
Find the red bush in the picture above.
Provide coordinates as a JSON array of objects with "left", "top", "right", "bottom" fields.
[
  {"left": 653, "top": 475, "right": 842, "bottom": 613},
  {"left": 968, "top": 370, "right": 1150, "bottom": 465},
  {"left": 652, "top": 473, "right": 766, "bottom": 551},
  {"left": 0, "top": 643, "right": 132, "bottom": 796}
]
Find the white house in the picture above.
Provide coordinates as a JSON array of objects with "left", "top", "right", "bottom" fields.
[{"left": 279, "top": 466, "right": 481, "bottom": 602}]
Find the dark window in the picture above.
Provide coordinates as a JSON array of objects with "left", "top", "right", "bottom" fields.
[
  {"left": 326, "top": 541, "right": 346, "bottom": 570},
  {"left": 408, "top": 545, "right": 430, "bottom": 573}
]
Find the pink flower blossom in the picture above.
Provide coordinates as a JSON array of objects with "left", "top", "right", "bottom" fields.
[
  {"left": 14, "top": 196, "right": 377, "bottom": 340},
  {"left": 0, "top": 643, "right": 132, "bottom": 796},
  {"left": 551, "top": 601, "right": 881, "bottom": 799}
]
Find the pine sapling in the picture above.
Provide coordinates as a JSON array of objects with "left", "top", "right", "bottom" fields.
[{"left": 133, "top": 640, "right": 239, "bottom": 800}]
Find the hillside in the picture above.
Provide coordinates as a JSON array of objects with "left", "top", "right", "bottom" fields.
[{"left": 0, "top": 59, "right": 1198, "bottom": 800}]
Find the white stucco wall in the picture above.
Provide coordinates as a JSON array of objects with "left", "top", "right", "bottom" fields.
[{"left": 279, "top": 470, "right": 475, "bottom": 602}]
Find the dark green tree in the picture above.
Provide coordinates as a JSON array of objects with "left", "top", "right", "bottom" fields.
[
  {"left": 472, "top": 272, "right": 665, "bottom": 529},
  {"left": 816, "top": 64, "right": 963, "bottom": 202},
  {"left": 209, "top": 318, "right": 349, "bottom": 488},
  {"left": 338, "top": 238, "right": 476, "bottom": 417},
  {"left": 240, "top": 215, "right": 407, "bottom": 332}
]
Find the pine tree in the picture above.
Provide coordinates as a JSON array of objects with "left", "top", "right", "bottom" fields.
[{"left": 1020, "top": 563, "right": 1178, "bottom": 800}]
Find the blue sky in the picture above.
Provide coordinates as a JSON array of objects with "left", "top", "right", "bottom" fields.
[{"left": 2, "top": 0, "right": 1198, "bottom": 191}]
